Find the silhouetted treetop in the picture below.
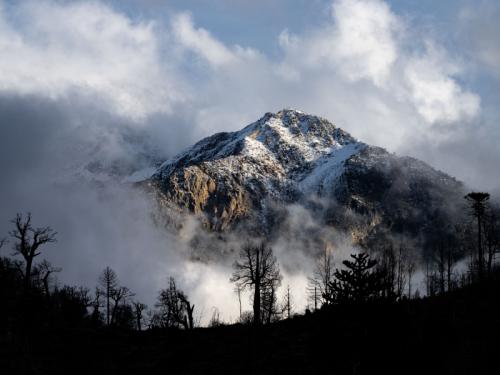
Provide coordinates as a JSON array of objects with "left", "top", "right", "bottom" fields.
[
  {"left": 8, "top": 213, "right": 57, "bottom": 288},
  {"left": 230, "top": 242, "right": 281, "bottom": 325},
  {"left": 325, "top": 252, "right": 386, "bottom": 304}
]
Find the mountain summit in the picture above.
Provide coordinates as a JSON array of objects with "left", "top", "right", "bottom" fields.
[{"left": 145, "top": 110, "right": 463, "bottom": 248}]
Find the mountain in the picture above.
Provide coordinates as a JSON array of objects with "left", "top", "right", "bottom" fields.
[{"left": 142, "top": 109, "right": 465, "bottom": 252}]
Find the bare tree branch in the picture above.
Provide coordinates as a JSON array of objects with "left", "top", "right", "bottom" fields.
[
  {"left": 9, "top": 213, "right": 57, "bottom": 288},
  {"left": 230, "top": 242, "right": 281, "bottom": 325}
]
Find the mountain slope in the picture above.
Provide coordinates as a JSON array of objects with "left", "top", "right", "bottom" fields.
[{"left": 144, "top": 109, "right": 464, "bottom": 249}]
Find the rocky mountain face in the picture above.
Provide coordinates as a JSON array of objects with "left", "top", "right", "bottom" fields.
[{"left": 143, "top": 109, "right": 465, "bottom": 252}]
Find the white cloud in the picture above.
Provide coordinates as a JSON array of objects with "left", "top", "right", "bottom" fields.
[
  {"left": 0, "top": 0, "right": 184, "bottom": 120},
  {"left": 278, "top": 0, "right": 399, "bottom": 87},
  {"left": 171, "top": 12, "right": 238, "bottom": 67},
  {"left": 278, "top": 28, "right": 298, "bottom": 50},
  {"left": 0, "top": 0, "right": 481, "bottom": 134},
  {"left": 403, "top": 43, "right": 480, "bottom": 124},
  {"left": 277, "top": 0, "right": 480, "bottom": 127},
  {"left": 328, "top": 0, "right": 399, "bottom": 86},
  {"left": 171, "top": 12, "right": 261, "bottom": 70}
]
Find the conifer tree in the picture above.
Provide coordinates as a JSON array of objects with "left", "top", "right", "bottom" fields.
[{"left": 325, "top": 253, "right": 385, "bottom": 304}]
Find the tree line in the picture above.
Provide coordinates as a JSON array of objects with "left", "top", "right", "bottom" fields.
[
  {"left": 0, "top": 213, "right": 199, "bottom": 332},
  {"left": 1, "top": 191, "right": 499, "bottom": 333}
]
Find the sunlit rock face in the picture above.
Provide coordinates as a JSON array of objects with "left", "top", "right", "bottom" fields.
[{"left": 144, "top": 109, "right": 464, "bottom": 250}]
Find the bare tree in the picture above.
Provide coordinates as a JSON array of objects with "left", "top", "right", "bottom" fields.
[
  {"left": 156, "top": 277, "right": 183, "bottom": 328},
  {"left": 9, "top": 213, "right": 57, "bottom": 288},
  {"left": 377, "top": 244, "right": 397, "bottom": 298},
  {"left": 110, "top": 286, "right": 134, "bottom": 326},
  {"left": 209, "top": 307, "right": 222, "bottom": 327},
  {"left": 425, "top": 257, "right": 440, "bottom": 296},
  {"left": 484, "top": 206, "right": 500, "bottom": 275},
  {"left": 443, "top": 224, "right": 464, "bottom": 291},
  {"left": 155, "top": 277, "right": 195, "bottom": 329},
  {"left": 178, "top": 291, "right": 195, "bottom": 329},
  {"left": 234, "top": 284, "right": 243, "bottom": 321},
  {"left": 262, "top": 280, "right": 280, "bottom": 324},
  {"left": 90, "top": 287, "right": 103, "bottom": 325},
  {"left": 465, "top": 192, "right": 490, "bottom": 279},
  {"left": 282, "top": 284, "right": 293, "bottom": 319},
  {"left": 133, "top": 302, "right": 147, "bottom": 331},
  {"left": 98, "top": 266, "right": 118, "bottom": 326},
  {"left": 77, "top": 286, "right": 93, "bottom": 308},
  {"left": 395, "top": 245, "right": 407, "bottom": 296},
  {"left": 406, "top": 258, "right": 416, "bottom": 298},
  {"left": 437, "top": 243, "right": 446, "bottom": 294},
  {"left": 230, "top": 242, "right": 281, "bottom": 325},
  {"left": 34, "top": 259, "right": 61, "bottom": 302},
  {"left": 306, "top": 284, "right": 320, "bottom": 311},
  {"left": 308, "top": 246, "right": 334, "bottom": 308}
]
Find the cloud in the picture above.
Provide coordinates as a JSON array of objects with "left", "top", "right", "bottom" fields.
[
  {"left": 0, "top": 0, "right": 487, "bottom": 148},
  {"left": 171, "top": 12, "right": 238, "bottom": 67},
  {"left": 327, "top": 0, "right": 400, "bottom": 86},
  {"left": 278, "top": 0, "right": 480, "bottom": 127},
  {"left": 0, "top": 93, "right": 185, "bottom": 307},
  {"left": 0, "top": 0, "right": 184, "bottom": 120},
  {"left": 403, "top": 42, "right": 480, "bottom": 124}
]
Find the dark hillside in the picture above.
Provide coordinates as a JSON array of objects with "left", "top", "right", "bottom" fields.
[{"left": 2, "top": 273, "right": 499, "bottom": 375}]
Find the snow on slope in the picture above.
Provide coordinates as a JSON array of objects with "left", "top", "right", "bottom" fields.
[
  {"left": 149, "top": 109, "right": 367, "bottom": 198},
  {"left": 298, "top": 142, "right": 365, "bottom": 195}
]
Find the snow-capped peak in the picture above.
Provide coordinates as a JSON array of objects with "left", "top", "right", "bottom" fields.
[
  {"left": 149, "top": 109, "right": 366, "bottom": 198},
  {"left": 140, "top": 109, "right": 463, "bottom": 236}
]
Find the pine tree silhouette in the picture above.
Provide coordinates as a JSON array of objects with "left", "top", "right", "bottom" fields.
[{"left": 325, "top": 253, "right": 385, "bottom": 304}]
